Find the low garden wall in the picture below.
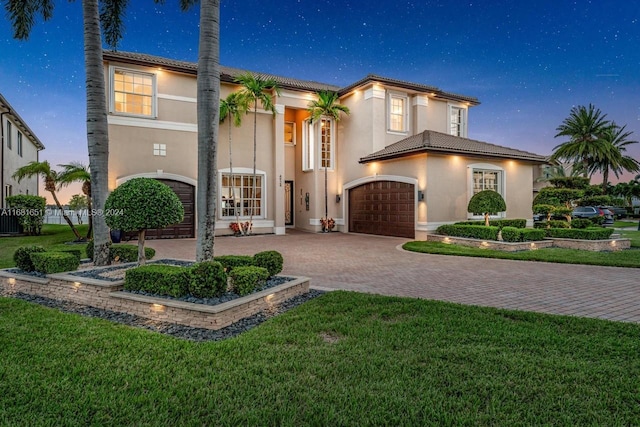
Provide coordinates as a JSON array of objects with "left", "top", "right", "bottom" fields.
[
  {"left": 0, "top": 268, "right": 310, "bottom": 330},
  {"left": 427, "top": 234, "right": 630, "bottom": 252}
]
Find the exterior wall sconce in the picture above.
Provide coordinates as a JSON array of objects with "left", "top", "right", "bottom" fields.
[
  {"left": 335, "top": 194, "right": 341, "bottom": 203},
  {"left": 418, "top": 190, "right": 425, "bottom": 201}
]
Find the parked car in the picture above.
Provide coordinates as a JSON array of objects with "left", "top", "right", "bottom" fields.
[
  {"left": 601, "top": 206, "right": 627, "bottom": 219},
  {"left": 572, "top": 206, "right": 614, "bottom": 225}
]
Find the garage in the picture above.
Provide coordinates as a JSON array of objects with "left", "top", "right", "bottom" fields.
[
  {"left": 125, "top": 179, "right": 195, "bottom": 240},
  {"left": 348, "top": 181, "right": 415, "bottom": 238}
]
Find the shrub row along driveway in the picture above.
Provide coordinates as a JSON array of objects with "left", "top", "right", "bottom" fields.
[{"left": 147, "top": 230, "right": 640, "bottom": 323}]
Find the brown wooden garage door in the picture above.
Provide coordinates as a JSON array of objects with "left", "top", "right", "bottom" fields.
[
  {"left": 125, "top": 179, "right": 195, "bottom": 240},
  {"left": 349, "top": 181, "right": 415, "bottom": 238}
]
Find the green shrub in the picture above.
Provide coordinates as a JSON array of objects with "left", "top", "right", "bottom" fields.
[
  {"left": 124, "top": 264, "right": 191, "bottom": 297},
  {"left": 13, "top": 245, "right": 46, "bottom": 272},
  {"left": 252, "top": 250, "right": 283, "bottom": 277},
  {"left": 546, "top": 228, "right": 614, "bottom": 240},
  {"left": 549, "top": 220, "right": 570, "bottom": 229},
  {"left": 213, "top": 255, "right": 254, "bottom": 272},
  {"left": 467, "top": 190, "right": 507, "bottom": 226},
  {"left": 570, "top": 218, "right": 592, "bottom": 229},
  {"left": 110, "top": 244, "right": 155, "bottom": 263},
  {"left": 30, "top": 252, "right": 80, "bottom": 274},
  {"left": 189, "top": 261, "right": 227, "bottom": 298},
  {"left": 229, "top": 266, "right": 270, "bottom": 296},
  {"left": 589, "top": 215, "right": 605, "bottom": 226},
  {"left": 521, "top": 229, "right": 546, "bottom": 241},
  {"left": 436, "top": 224, "right": 500, "bottom": 241},
  {"left": 500, "top": 227, "right": 522, "bottom": 242},
  {"left": 455, "top": 219, "right": 527, "bottom": 229},
  {"left": 54, "top": 249, "right": 82, "bottom": 262},
  {"left": 5, "top": 195, "right": 46, "bottom": 236}
]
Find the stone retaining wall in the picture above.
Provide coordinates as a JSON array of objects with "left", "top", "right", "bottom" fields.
[
  {"left": 0, "top": 270, "right": 309, "bottom": 330},
  {"left": 427, "top": 234, "right": 630, "bottom": 252}
]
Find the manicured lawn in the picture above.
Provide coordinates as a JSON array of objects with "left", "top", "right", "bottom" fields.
[
  {"left": 1, "top": 291, "right": 639, "bottom": 425},
  {"left": 0, "top": 225, "right": 89, "bottom": 268},
  {"left": 403, "top": 238, "right": 640, "bottom": 268},
  {"left": 613, "top": 220, "right": 638, "bottom": 228},
  {"left": 619, "top": 229, "right": 640, "bottom": 248}
]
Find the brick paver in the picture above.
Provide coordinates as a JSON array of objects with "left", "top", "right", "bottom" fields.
[{"left": 146, "top": 230, "right": 640, "bottom": 323}]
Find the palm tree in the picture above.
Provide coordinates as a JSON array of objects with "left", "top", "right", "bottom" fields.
[
  {"left": 5, "top": 0, "right": 132, "bottom": 265},
  {"left": 235, "top": 72, "right": 281, "bottom": 233},
  {"left": 587, "top": 123, "right": 640, "bottom": 193},
  {"left": 220, "top": 92, "right": 247, "bottom": 232},
  {"left": 551, "top": 104, "right": 610, "bottom": 177},
  {"left": 58, "top": 162, "right": 93, "bottom": 239},
  {"left": 12, "top": 161, "right": 83, "bottom": 240},
  {"left": 307, "top": 90, "right": 350, "bottom": 229}
]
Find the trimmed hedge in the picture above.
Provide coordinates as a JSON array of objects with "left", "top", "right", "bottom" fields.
[
  {"left": 13, "top": 245, "right": 47, "bottom": 272},
  {"left": 437, "top": 224, "right": 500, "bottom": 241},
  {"left": 86, "top": 241, "right": 154, "bottom": 263},
  {"left": 229, "top": 266, "right": 270, "bottom": 296},
  {"left": 124, "top": 264, "right": 191, "bottom": 298},
  {"left": 30, "top": 252, "right": 80, "bottom": 274},
  {"left": 5, "top": 195, "right": 46, "bottom": 236},
  {"left": 55, "top": 249, "right": 82, "bottom": 263},
  {"left": 569, "top": 218, "right": 592, "bottom": 229},
  {"left": 546, "top": 228, "right": 614, "bottom": 240},
  {"left": 189, "top": 261, "right": 227, "bottom": 298},
  {"left": 455, "top": 219, "right": 527, "bottom": 229},
  {"left": 213, "top": 255, "right": 254, "bottom": 272},
  {"left": 501, "top": 227, "right": 546, "bottom": 242},
  {"left": 521, "top": 229, "right": 547, "bottom": 242},
  {"left": 253, "top": 250, "right": 283, "bottom": 277}
]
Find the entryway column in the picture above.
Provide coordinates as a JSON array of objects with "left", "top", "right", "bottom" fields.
[{"left": 274, "top": 104, "right": 286, "bottom": 235}]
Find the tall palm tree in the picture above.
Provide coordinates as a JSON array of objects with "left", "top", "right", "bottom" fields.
[
  {"left": 5, "top": 0, "right": 134, "bottom": 265},
  {"left": 588, "top": 123, "right": 640, "bottom": 193},
  {"left": 235, "top": 72, "right": 281, "bottom": 233},
  {"left": 551, "top": 104, "right": 610, "bottom": 177},
  {"left": 307, "top": 90, "right": 350, "bottom": 229},
  {"left": 57, "top": 162, "right": 93, "bottom": 239},
  {"left": 12, "top": 161, "right": 83, "bottom": 240},
  {"left": 220, "top": 92, "right": 247, "bottom": 232}
]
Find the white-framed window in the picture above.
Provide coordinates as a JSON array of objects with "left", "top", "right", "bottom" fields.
[
  {"left": 387, "top": 91, "right": 408, "bottom": 133},
  {"left": 468, "top": 163, "right": 505, "bottom": 218},
  {"left": 6, "top": 122, "right": 11, "bottom": 149},
  {"left": 110, "top": 67, "right": 156, "bottom": 118},
  {"left": 17, "top": 132, "right": 22, "bottom": 157},
  {"left": 284, "top": 122, "right": 295, "bottom": 145},
  {"left": 153, "top": 143, "right": 166, "bottom": 156},
  {"left": 303, "top": 118, "right": 335, "bottom": 170},
  {"left": 219, "top": 169, "right": 266, "bottom": 219},
  {"left": 449, "top": 105, "right": 467, "bottom": 137}
]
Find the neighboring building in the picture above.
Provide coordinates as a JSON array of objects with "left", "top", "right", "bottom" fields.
[
  {"left": 103, "top": 51, "right": 547, "bottom": 240},
  {"left": 1, "top": 93, "right": 45, "bottom": 208}
]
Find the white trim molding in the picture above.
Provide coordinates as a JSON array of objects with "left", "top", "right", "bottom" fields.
[
  {"left": 364, "top": 87, "right": 386, "bottom": 100},
  {"left": 108, "top": 115, "right": 197, "bottom": 133},
  {"left": 115, "top": 172, "right": 197, "bottom": 187},
  {"left": 157, "top": 93, "right": 197, "bottom": 103}
]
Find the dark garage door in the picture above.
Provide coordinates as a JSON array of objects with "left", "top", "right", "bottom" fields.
[
  {"left": 125, "top": 179, "right": 195, "bottom": 240},
  {"left": 349, "top": 181, "right": 415, "bottom": 238}
]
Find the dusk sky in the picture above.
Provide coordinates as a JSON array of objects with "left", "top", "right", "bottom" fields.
[{"left": 1, "top": 0, "right": 639, "bottom": 203}]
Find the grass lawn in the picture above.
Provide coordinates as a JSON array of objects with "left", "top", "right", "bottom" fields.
[
  {"left": 1, "top": 291, "right": 639, "bottom": 425},
  {"left": 613, "top": 220, "right": 638, "bottom": 228},
  {"left": 0, "top": 224, "right": 89, "bottom": 269}
]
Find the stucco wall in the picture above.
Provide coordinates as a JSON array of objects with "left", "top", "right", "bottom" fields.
[{"left": 2, "top": 115, "right": 40, "bottom": 202}]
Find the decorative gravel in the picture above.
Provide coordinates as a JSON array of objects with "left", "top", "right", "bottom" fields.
[{"left": 2, "top": 289, "right": 325, "bottom": 342}]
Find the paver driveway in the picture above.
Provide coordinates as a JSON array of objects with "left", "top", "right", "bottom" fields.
[{"left": 146, "top": 230, "right": 640, "bottom": 323}]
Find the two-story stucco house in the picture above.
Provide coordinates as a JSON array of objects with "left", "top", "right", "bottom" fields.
[
  {"left": 103, "top": 51, "right": 547, "bottom": 240},
  {"left": 1, "top": 93, "right": 45, "bottom": 207}
]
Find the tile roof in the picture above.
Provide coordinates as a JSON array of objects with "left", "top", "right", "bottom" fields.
[
  {"left": 103, "top": 51, "right": 477, "bottom": 103},
  {"left": 359, "top": 130, "right": 547, "bottom": 163}
]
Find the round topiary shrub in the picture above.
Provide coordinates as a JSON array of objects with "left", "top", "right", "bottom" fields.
[
  {"left": 13, "top": 245, "right": 46, "bottom": 272},
  {"left": 253, "top": 250, "right": 283, "bottom": 277},
  {"left": 105, "top": 178, "right": 184, "bottom": 264},
  {"left": 189, "top": 261, "right": 227, "bottom": 298},
  {"left": 467, "top": 190, "right": 506, "bottom": 226}
]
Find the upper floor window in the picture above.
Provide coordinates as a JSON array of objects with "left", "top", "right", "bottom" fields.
[
  {"left": 111, "top": 67, "right": 156, "bottom": 118},
  {"left": 387, "top": 92, "right": 408, "bottom": 133},
  {"left": 17, "top": 132, "right": 22, "bottom": 157},
  {"left": 6, "top": 122, "right": 11, "bottom": 149},
  {"left": 320, "top": 118, "right": 334, "bottom": 169},
  {"left": 449, "top": 106, "right": 467, "bottom": 137},
  {"left": 220, "top": 169, "right": 265, "bottom": 219},
  {"left": 284, "top": 122, "right": 295, "bottom": 145},
  {"left": 302, "top": 118, "right": 335, "bottom": 171}
]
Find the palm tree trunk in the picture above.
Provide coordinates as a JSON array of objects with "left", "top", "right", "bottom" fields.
[
  {"left": 194, "top": 0, "right": 221, "bottom": 262},
  {"left": 50, "top": 190, "right": 83, "bottom": 240},
  {"left": 83, "top": 0, "right": 111, "bottom": 266},
  {"left": 249, "top": 103, "right": 257, "bottom": 234},
  {"left": 229, "top": 120, "right": 241, "bottom": 233},
  {"left": 602, "top": 168, "right": 609, "bottom": 194},
  {"left": 324, "top": 164, "right": 328, "bottom": 231}
]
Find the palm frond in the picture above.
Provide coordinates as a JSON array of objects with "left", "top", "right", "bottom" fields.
[{"left": 99, "top": 0, "right": 128, "bottom": 49}]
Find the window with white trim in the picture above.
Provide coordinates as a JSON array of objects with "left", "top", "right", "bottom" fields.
[
  {"left": 303, "top": 118, "right": 334, "bottom": 170},
  {"left": 319, "top": 118, "right": 334, "bottom": 169},
  {"left": 387, "top": 92, "right": 408, "bottom": 133},
  {"left": 284, "top": 122, "right": 295, "bottom": 145},
  {"left": 17, "top": 132, "right": 22, "bottom": 157},
  {"left": 302, "top": 119, "right": 315, "bottom": 171},
  {"left": 449, "top": 106, "right": 466, "bottom": 137},
  {"left": 220, "top": 172, "right": 264, "bottom": 218},
  {"left": 111, "top": 68, "right": 156, "bottom": 117},
  {"left": 473, "top": 169, "right": 501, "bottom": 194},
  {"left": 6, "top": 122, "right": 11, "bottom": 149},
  {"left": 153, "top": 143, "right": 166, "bottom": 156}
]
